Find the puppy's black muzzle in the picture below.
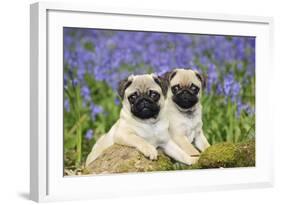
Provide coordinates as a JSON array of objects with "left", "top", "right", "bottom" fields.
[
  {"left": 131, "top": 96, "right": 160, "bottom": 119},
  {"left": 172, "top": 89, "right": 198, "bottom": 109}
]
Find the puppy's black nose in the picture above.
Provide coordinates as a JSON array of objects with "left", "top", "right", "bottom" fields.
[
  {"left": 182, "top": 90, "right": 189, "bottom": 94},
  {"left": 138, "top": 98, "right": 150, "bottom": 107},
  {"left": 181, "top": 90, "right": 190, "bottom": 99}
]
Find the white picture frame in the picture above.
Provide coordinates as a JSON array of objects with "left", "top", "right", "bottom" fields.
[{"left": 30, "top": 2, "right": 274, "bottom": 202}]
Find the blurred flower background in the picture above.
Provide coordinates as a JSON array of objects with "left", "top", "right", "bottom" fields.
[{"left": 63, "top": 28, "right": 255, "bottom": 169}]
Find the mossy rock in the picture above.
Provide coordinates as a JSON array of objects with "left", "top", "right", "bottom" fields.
[
  {"left": 83, "top": 144, "right": 174, "bottom": 174},
  {"left": 83, "top": 140, "right": 255, "bottom": 174},
  {"left": 197, "top": 140, "right": 255, "bottom": 168}
]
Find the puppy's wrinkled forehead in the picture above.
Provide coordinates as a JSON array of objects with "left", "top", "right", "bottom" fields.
[
  {"left": 171, "top": 69, "right": 201, "bottom": 87},
  {"left": 127, "top": 74, "right": 161, "bottom": 94}
]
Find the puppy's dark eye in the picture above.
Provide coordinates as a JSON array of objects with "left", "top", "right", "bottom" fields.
[
  {"left": 190, "top": 84, "right": 200, "bottom": 95},
  {"left": 171, "top": 84, "right": 180, "bottom": 94},
  {"left": 128, "top": 92, "right": 138, "bottom": 104},
  {"left": 149, "top": 90, "right": 160, "bottom": 101}
]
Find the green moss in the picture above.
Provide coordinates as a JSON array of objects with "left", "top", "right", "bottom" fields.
[
  {"left": 197, "top": 140, "right": 255, "bottom": 168},
  {"left": 198, "top": 143, "right": 236, "bottom": 168},
  {"left": 150, "top": 153, "right": 174, "bottom": 171},
  {"left": 234, "top": 140, "right": 255, "bottom": 167}
]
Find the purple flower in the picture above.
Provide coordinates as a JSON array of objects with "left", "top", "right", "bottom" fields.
[
  {"left": 216, "top": 72, "right": 242, "bottom": 103},
  {"left": 223, "top": 74, "right": 234, "bottom": 96},
  {"left": 231, "top": 82, "right": 241, "bottom": 101},
  {"left": 207, "top": 63, "right": 218, "bottom": 93},
  {"left": 81, "top": 85, "right": 91, "bottom": 102},
  {"left": 85, "top": 129, "right": 94, "bottom": 140},
  {"left": 63, "top": 75, "right": 68, "bottom": 88},
  {"left": 90, "top": 102, "right": 104, "bottom": 120},
  {"left": 216, "top": 83, "right": 224, "bottom": 95},
  {"left": 237, "top": 101, "right": 255, "bottom": 117},
  {"left": 72, "top": 78, "right": 78, "bottom": 87},
  {"left": 114, "top": 97, "right": 120, "bottom": 105},
  {"left": 237, "top": 62, "right": 243, "bottom": 71},
  {"left": 64, "top": 99, "right": 70, "bottom": 112}
]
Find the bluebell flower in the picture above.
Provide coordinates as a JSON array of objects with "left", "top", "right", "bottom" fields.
[
  {"left": 237, "top": 101, "right": 254, "bottom": 117},
  {"left": 114, "top": 97, "right": 120, "bottom": 105},
  {"left": 71, "top": 78, "right": 78, "bottom": 87},
  {"left": 81, "top": 85, "right": 91, "bottom": 102},
  {"left": 63, "top": 75, "right": 68, "bottom": 89},
  {"left": 231, "top": 81, "right": 241, "bottom": 102},
  {"left": 85, "top": 129, "right": 94, "bottom": 140},
  {"left": 223, "top": 74, "right": 234, "bottom": 96},
  {"left": 90, "top": 102, "right": 104, "bottom": 120},
  {"left": 216, "top": 84, "right": 224, "bottom": 95},
  {"left": 64, "top": 99, "right": 70, "bottom": 112},
  {"left": 207, "top": 63, "right": 218, "bottom": 93},
  {"left": 237, "top": 62, "right": 243, "bottom": 71}
]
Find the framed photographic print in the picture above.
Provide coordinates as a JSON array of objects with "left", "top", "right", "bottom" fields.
[{"left": 30, "top": 2, "right": 274, "bottom": 202}]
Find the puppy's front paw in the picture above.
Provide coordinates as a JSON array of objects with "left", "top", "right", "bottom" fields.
[
  {"left": 139, "top": 144, "right": 158, "bottom": 160},
  {"left": 184, "top": 156, "right": 199, "bottom": 165},
  {"left": 190, "top": 156, "right": 199, "bottom": 164}
]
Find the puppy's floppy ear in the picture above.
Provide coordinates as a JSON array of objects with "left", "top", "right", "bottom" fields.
[
  {"left": 194, "top": 71, "right": 207, "bottom": 89},
  {"left": 117, "top": 76, "right": 133, "bottom": 99},
  {"left": 153, "top": 75, "right": 168, "bottom": 97},
  {"left": 162, "top": 70, "right": 177, "bottom": 85}
]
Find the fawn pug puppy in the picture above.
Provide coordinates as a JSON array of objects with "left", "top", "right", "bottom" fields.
[
  {"left": 164, "top": 68, "right": 210, "bottom": 157},
  {"left": 85, "top": 73, "right": 198, "bottom": 166}
]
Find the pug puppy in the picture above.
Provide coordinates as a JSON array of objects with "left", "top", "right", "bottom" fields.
[
  {"left": 164, "top": 68, "right": 210, "bottom": 157},
  {"left": 85, "top": 74, "right": 198, "bottom": 166}
]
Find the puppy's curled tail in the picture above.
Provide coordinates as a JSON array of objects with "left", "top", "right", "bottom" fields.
[{"left": 85, "top": 134, "right": 113, "bottom": 166}]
